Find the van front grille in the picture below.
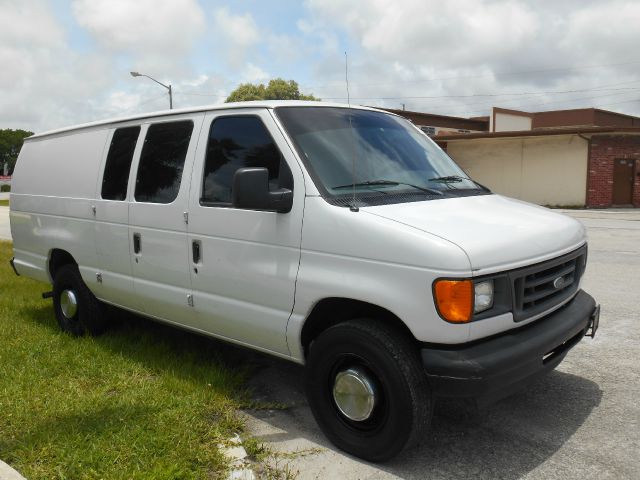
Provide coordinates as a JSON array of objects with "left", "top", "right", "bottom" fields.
[{"left": 510, "top": 246, "right": 587, "bottom": 322}]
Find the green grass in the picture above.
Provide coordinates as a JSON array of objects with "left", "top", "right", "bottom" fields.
[
  {"left": 0, "top": 240, "right": 252, "bottom": 479},
  {"left": 0, "top": 199, "right": 8, "bottom": 207}
]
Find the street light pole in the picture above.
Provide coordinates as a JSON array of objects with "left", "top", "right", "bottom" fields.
[{"left": 130, "top": 71, "right": 173, "bottom": 109}]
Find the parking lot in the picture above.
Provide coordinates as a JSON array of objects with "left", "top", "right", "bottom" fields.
[
  {"left": 244, "top": 208, "right": 640, "bottom": 479},
  {"left": 1, "top": 206, "right": 638, "bottom": 479}
]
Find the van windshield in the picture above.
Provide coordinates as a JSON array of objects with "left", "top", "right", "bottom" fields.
[{"left": 275, "top": 106, "right": 488, "bottom": 206}]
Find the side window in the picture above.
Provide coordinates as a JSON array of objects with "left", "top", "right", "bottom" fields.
[
  {"left": 201, "top": 116, "right": 290, "bottom": 205},
  {"left": 134, "top": 120, "right": 194, "bottom": 204},
  {"left": 101, "top": 126, "right": 140, "bottom": 200}
]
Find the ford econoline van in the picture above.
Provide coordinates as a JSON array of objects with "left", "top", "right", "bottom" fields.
[{"left": 9, "top": 102, "right": 599, "bottom": 461}]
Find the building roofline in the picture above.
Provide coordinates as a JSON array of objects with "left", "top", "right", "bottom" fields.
[
  {"left": 492, "top": 106, "right": 534, "bottom": 118},
  {"left": 528, "top": 106, "right": 640, "bottom": 122},
  {"left": 592, "top": 107, "right": 640, "bottom": 122},
  {"left": 379, "top": 107, "right": 489, "bottom": 131},
  {"left": 380, "top": 107, "right": 484, "bottom": 123},
  {"left": 436, "top": 126, "right": 640, "bottom": 141}
]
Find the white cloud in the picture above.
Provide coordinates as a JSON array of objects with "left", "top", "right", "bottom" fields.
[
  {"left": 2, "top": 0, "right": 640, "bottom": 133},
  {"left": 212, "top": 7, "right": 260, "bottom": 68},
  {"left": 72, "top": 0, "right": 205, "bottom": 56},
  {"left": 0, "top": 0, "right": 65, "bottom": 48},
  {"left": 0, "top": 1, "right": 116, "bottom": 131},
  {"left": 241, "top": 63, "right": 270, "bottom": 83},
  {"left": 303, "top": 0, "right": 640, "bottom": 116},
  {"left": 562, "top": 2, "right": 640, "bottom": 66},
  {"left": 305, "top": 0, "right": 541, "bottom": 69}
]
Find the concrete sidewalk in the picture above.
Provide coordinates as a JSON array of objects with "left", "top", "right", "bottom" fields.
[
  {"left": 0, "top": 461, "right": 25, "bottom": 480},
  {"left": 0, "top": 206, "right": 10, "bottom": 241}
]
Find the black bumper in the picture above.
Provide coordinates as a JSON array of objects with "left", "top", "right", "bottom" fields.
[{"left": 421, "top": 290, "right": 598, "bottom": 405}]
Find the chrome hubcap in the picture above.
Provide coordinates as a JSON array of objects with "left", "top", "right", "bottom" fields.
[
  {"left": 332, "top": 367, "right": 377, "bottom": 422},
  {"left": 60, "top": 289, "right": 78, "bottom": 319}
]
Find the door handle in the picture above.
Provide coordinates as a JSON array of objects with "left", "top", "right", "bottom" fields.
[
  {"left": 133, "top": 233, "right": 141, "bottom": 254},
  {"left": 192, "top": 240, "right": 201, "bottom": 264}
]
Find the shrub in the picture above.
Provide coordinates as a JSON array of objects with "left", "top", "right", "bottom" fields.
[{"left": 0, "top": 184, "right": 10, "bottom": 192}]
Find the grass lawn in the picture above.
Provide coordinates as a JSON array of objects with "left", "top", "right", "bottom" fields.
[
  {"left": 0, "top": 199, "right": 9, "bottom": 207},
  {"left": 0, "top": 240, "right": 252, "bottom": 479}
]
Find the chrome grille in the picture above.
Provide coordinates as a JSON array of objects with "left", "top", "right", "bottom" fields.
[{"left": 510, "top": 245, "right": 587, "bottom": 321}]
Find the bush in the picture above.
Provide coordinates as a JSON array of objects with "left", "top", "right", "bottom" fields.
[{"left": 0, "top": 184, "right": 10, "bottom": 192}]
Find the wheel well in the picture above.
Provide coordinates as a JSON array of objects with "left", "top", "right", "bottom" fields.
[
  {"left": 300, "top": 298, "right": 416, "bottom": 357},
  {"left": 48, "top": 249, "right": 77, "bottom": 280}
]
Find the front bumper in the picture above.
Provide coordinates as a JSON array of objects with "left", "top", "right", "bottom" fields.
[{"left": 421, "top": 290, "right": 598, "bottom": 405}]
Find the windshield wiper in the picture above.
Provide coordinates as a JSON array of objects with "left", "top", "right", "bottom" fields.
[
  {"left": 332, "top": 179, "right": 443, "bottom": 195},
  {"left": 429, "top": 175, "right": 491, "bottom": 192}
]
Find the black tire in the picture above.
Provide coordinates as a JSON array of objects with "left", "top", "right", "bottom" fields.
[
  {"left": 52, "top": 264, "right": 108, "bottom": 336},
  {"left": 305, "top": 318, "right": 432, "bottom": 462}
]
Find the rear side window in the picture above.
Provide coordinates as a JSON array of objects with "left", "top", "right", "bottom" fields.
[
  {"left": 201, "top": 116, "right": 287, "bottom": 205},
  {"left": 135, "top": 120, "right": 194, "bottom": 204},
  {"left": 102, "top": 126, "right": 140, "bottom": 200}
]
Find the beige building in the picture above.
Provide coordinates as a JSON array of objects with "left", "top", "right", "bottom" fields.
[
  {"left": 445, "top": 132, "right": 589, "bottom": 206},
  {"left": 421, "top": 107, "right": 640, "bottom": 208}
]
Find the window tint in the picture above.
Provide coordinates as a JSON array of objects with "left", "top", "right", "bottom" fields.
[
  {"left": 135, "top": 120, "right": 194, "bottom": 204},
  {"left": 102, "top": 126, "right": 140, "bottom": 200},
  {"left": 201, "top": 116, "right": 286, "bottom": 205}
]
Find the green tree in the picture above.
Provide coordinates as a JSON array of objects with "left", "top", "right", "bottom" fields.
[
  {"left": 225, "top": 78, "right": 318, "bottom": 103},
  {"left": 0, "top": 129, "right": 33, "bottom": 175}
]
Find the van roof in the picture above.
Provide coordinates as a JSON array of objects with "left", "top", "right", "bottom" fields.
[{"left": 27, "top": 101, "right": 386, "bottom": 140}]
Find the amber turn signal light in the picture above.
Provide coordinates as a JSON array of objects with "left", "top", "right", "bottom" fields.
[{"left": 433, "top": 279, "right": 473, "bottom": 323}]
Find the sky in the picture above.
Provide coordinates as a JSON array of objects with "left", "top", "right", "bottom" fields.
[{"left": 2, "top": 0, "right": 640, "bottom": 133}]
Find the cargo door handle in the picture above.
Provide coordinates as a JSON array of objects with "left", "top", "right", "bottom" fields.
[
  {"left": 192, "top": 240, "right": 201, "bottom": 264},
  {"left": 133, "top": 233, "right": 141, "bottom": 254}
]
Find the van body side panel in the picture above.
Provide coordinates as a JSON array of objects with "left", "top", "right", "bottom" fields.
[
  {"left": 10, "top": 129, "right": 110, "bottom": 284},
  {"left": 287, "top": 197, "right": 474, "bottom": 359},
  {"left": 128, "top": 114, "right": 204, "bottom": 323},
  {"left": 186, "top": 109, "right": 304, "bottom": 356},
  {"left": 92, "top": 125, "right": 143, "bottom": 308}
]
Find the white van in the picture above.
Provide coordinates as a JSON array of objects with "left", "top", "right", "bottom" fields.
[{"left": 9, "top": 101, "right": 599, "bottom": 461}]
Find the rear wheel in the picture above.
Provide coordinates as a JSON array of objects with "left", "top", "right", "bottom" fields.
[
  {"left": 52, "top": 264, "right": 107, "bottom": 336},
  {"left": 305, "top": 318, "right": 432, "bottom": 462}
]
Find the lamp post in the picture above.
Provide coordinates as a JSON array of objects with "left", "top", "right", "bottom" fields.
[{"left": 130, "top": 71, "right": 173, "bottom": 109}]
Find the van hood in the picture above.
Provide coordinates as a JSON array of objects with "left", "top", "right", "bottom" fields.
[{"left": 362, "top": 194, "right": 586, "bottom": 273}]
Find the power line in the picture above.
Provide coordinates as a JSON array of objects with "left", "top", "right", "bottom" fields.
[
  {"left": 320, "top": 82, "right": 640, "bottom": 101},
  {"left": 403, "top": 85, "right": 640, "bottom": 112},
  {"left": 411, "top": 89, "right": 640, "bottom": 117},
  {"left": 177, "top": 90, "right": 228, "bottom": 99},
  {"left": 301, "top": 59, "right": 640, "bottom": 91}
]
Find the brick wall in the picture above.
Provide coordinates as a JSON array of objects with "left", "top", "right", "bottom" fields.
[{"left": 587, "top": 135, "right": 640, "bottom": 207}]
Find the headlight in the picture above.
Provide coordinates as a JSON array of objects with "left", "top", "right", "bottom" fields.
[{"left": 474, "top": 280, "right": 494, "bottom": 313}]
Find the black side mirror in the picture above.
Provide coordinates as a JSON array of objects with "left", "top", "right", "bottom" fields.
[{"left": 232, "top": 167, "right": 293, "bottom": 213}]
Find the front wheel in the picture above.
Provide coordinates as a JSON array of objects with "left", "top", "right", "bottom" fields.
[{"left": 305, "top": 319, "right": 432, "bottom": 462}]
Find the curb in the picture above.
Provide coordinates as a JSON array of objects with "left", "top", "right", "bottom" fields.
[
  {"left": 222, "top": 434, "right": 256, "bottom": 480},
  {"left": 0, "top": 461, "right": 25, "bottom": 480}
]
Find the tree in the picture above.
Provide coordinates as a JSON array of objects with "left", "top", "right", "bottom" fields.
[
  {"left": 226, "top": 78, "right": 318, "bottom": 103},
  {"left": 0, "top": 129, "right": 33, "bottom": 175}
]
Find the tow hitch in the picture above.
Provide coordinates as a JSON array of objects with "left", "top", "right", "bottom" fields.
[{"left": 586, "top": 304, "right": 600, "bottom": 338}]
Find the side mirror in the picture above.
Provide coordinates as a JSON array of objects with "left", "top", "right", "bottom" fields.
[{"left": 232, "top": 167, "right": 293, "bottom": 213}]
